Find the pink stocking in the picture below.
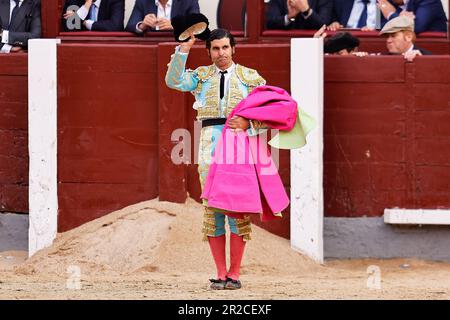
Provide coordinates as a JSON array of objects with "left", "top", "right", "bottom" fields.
[
  {"left": 227, "top": 233, "right": 246, "bottom": 281},
  {"left": 208, "top": 235, "right": 227, "bottom": 280}
]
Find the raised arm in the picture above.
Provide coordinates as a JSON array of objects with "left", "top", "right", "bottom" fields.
[{"left": 165, "top": 35, "right": 199, "bottom": 92}]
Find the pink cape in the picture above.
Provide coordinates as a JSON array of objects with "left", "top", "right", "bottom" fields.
[{"left": 201, "top": 85, "right": 298, "bottom": 221}]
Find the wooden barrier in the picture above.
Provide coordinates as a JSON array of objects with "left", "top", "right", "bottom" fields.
[
  {"left": 57, "top": 44, "right": 159, "bottom": 231},
  {"left": 0, "top": 54, "right": 28, "bottom": 213},
  {"left": 2, "top": 42, "right": 449, "bottom": 240}
]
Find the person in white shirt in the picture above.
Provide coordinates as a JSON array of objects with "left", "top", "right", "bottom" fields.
[
  {"left": 328, "top": 0, "right": 384, "bottom": 31},
  {"left": 62, "top": 0, "right": 124, "bottom": 32},
  {"left": 125, "top": 0, "right": 199, "bottom": 34}
]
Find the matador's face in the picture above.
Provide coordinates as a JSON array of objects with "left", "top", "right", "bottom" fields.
[{"left": 207, "top": 37, "right": 235, "bottom": 71}]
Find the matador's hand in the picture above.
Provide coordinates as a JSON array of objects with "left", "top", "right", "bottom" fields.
[
  {"left": 179, "top": 33, "right": 196, "bottom": 53},
  {"left": 228, "top": 116, "right": 250, "bottom": 131}
]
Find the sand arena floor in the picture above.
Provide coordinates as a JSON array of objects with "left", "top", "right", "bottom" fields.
[{"left": 1, "top": 199, "right": 450, "bottom": 300}]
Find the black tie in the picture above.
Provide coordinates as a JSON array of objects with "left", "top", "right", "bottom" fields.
[
  {"left": 9, "top": 0, "right": 21, "bottom": 28},
  {"left": 219, "top": 70, "right": 227, "bottom": 100},
  {"left": 357, "top": 0, "right": 370, "bottom": 28}
]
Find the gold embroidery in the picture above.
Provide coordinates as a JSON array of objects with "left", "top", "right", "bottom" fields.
[
  {"left": 197, "top": 106, "right": 221, "bottom": 120},
  {"left": 166, "top": 53, "right": 188, "bottom": 90},
  {"left": 235, "top": 64, "right": 266, "bottom": 89},
  {"left": 198, "top": 127, "right": 214, "bottom": 187},
  {"left": 225, "top": 75, "right": 245, "bottom": 117},
  {"left": 194, "top": 65, "right": 215, "bottom": 82},
  {"left": 198, "top": 73, "right": 221, "bottom": 119},
  {"left": 235, "top": 215, "right": 252, "bottom": 241}
]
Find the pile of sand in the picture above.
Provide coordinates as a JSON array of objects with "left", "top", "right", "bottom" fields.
[
  {"left": 4, "top": 199, "right": 450, "bottom": 299},
  {"left": 14, "top": 198, "right": 318, "bottom": 278}
]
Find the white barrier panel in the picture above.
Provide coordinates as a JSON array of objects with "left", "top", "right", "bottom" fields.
[
  {"left": 290, "top": 38, "right": 324, "bottom": 264},
  {"left": 28, "top": 39, "right": 60, "bottom": 257},
  {"left": 385, "top": 209, "right": 450, "bottom": 225}
]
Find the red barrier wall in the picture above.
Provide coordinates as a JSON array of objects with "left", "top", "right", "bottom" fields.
[
  {"left": 55, "top": 43, "right": 450, "bottom": 237},
  {"left": 324, "top": 56, "right": 450, "bottom": 217},
  {"left": 157, "top": 45, "right": 450, "bottom": 238},
  {"left": 0, "top": 0, "right": 448, "bottom": 237},
  {"left": 57, "top": 44, "right": 159, "bottom": 231},
  {"left": 0, "top": 54, "right": 29, "bottom": 213},
  {"left": 157, "top": 46, "right": 450, "bottom": 238}
]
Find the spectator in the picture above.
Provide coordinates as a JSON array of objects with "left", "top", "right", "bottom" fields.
[
  {"left": 62, "top": 0, "right": 125, "bottom": 32},
  {"left": 0, "top": 0, "right": 41, "bottom": 53},
  {"left": 377, "top": 0, "right": 447, "bottom": 33},
  {"left": 380, "top": 15, "right": 432, "bottom": 60},
  {"left": 324, "top": 31, "right": 369, "bottom": 54},
  {"left": 126, "top": 0, "right": 200, "bottom": 34},
  {"left": 266, "top": 0, "right": 333, "bottom": 30},
  {"left": 314, "top": 25, "right": 369, "bottom": 55},
  {"left": 328, "top": 0, "right": 387, "bottom": 31}
]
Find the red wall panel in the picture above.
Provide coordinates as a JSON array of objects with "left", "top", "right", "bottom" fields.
[
  {"left": 57, "top": 44, "right": 159, "bottom": 231},
  {"left": 34, "top": 41, "right": 450, "bottom": 237},
  {"left": 0, "top": 54, "right": 28, "bottom": 213},
  {"left": 158, "top": 46, "right": 450, "bottom": 238}
]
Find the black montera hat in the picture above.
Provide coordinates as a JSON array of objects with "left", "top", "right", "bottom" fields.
[
  {"left": 172, "top": 13, "right": 211, "bottom": 42},
  {"left": 324, "top": 32, "right": 360, "bottom": 54}
]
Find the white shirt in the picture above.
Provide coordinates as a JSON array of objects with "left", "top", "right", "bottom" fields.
[
  {"left": 77, "top": 0, "right": 102, "bottom": 31},
  {"left": 216, "top": 64, "right": 235, "bottom": 96},
  {"left": 347, "top": 0, "right": 377, "bottom": 29},
  {"left": 405, "top": 44, "right": 415, "bottom": 53},
  {"left": 399, "top": 0, "right": 410, "bottom": 11},
  {"left": 136, "top": 0, "right": 172, "bottom": 33},
  {"left": 1, "top": 0, "right": 24, "bottom": 53}
]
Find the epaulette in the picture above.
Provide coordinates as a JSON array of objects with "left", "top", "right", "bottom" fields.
[
  {"left": 235, "top": 64, "right": 266, "bottom": 87},
  {"left": 194, "top": 65, "right": 215, "bottom": 82}
]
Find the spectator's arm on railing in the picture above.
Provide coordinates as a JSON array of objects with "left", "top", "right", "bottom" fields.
[
  {"left": 91, "top": 0, "right": 125, "bottom": 31},
  {"left": 302, "top": 0, "right": 334, "bottom": 29},
  {"left": 125, "top": 0, "right": 146, "bottom": 33},
  {"left": 266, "top": 0, "right": 291, "bottom": 29},
  {"left": 409, "top": 0, "right": 445, "bottom": 34},
  {"left": 6, "top": 0, "right": 41, "bottom": 47}
]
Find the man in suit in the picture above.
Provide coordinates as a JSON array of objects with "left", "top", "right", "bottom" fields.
[
  {"left": 377, "top": 0, "right": 447, "bottom": 33},
  {"left": 0, "top": 0, "right": 41, "bottom": 53},
  {"left": 125, "top": 0, "right": 200, "bottom": 34},
  {"left": 62, "top": 0, "right": 124, "bottom": 32},
  {"left": 328, "top": 0, "right": 388, "bottom": 31},
  {"left": 266, "top": 0, "right": 333, "bottom": 30},
  {"left": 380, "top": 16, "right": 432, "bottom": 61}
]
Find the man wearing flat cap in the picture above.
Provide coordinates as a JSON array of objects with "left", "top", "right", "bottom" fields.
[
  {"left": 380, "top": 15, "right": 431, "bottom": 61},
  {"left": 165, "top": 27, "right": 266, "bottom": 291}
]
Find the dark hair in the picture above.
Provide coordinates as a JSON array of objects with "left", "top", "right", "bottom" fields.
[
  {"left": 206, "top": 28, "right": 236, "bottom": 49},
  {"left": 324, "top": 32, "right": 360, "bottom": 54}
]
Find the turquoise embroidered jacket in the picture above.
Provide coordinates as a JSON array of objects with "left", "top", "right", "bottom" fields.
[{"left": 165, "top": 47, "right": 266, "bottom": 128}]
